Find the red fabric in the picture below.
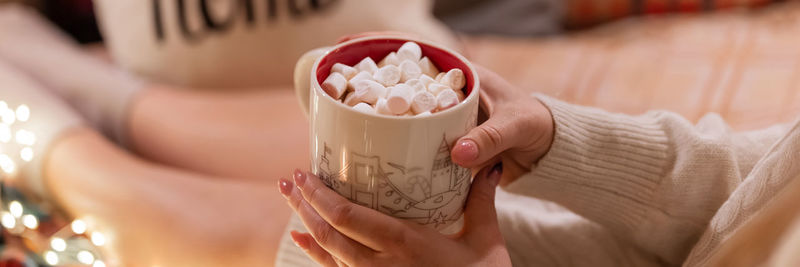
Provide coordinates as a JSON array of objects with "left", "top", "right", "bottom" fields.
[{"left": 566, "top": 0, "right": 776, "bottom": 27}]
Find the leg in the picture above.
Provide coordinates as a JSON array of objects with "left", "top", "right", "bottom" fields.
[
  {"left": 0, "top": 54, "right": 291, "bottom": 266},
  {"left": 0, "top": 5, "right": 308, "bottom": 181},
  {"left": 127, "top": 87, "right": 309, "bottom": 180},
  {"left": 47, "top": 127, "right": 292, "bottom": 266}
]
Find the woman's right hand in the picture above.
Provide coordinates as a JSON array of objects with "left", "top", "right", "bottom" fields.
[{"left": 451, "top": 66, "right": 555, "bottom": 185}]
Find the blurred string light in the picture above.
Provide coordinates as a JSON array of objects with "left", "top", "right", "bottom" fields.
[
  {"left": 15, "top": 104, "right": 29, "bottom": 122},
  {"left": 1, "top": 106, "right": 14, "bottom": 124},
  {"left": 51, "top": 238, "right": 67, "bottom": 252},
  {"left": 0, "top": 101, "right": 111, "bottom": 266},
  {"left": 20, "top": 147, "right": 33, "bottom": 162},
  {"left": 22, "top": 214, "right": 38, "bottom": 229},
  {"left": 0, "top": 154, "right": 15, "bottom": 174},
  {"left": 9, "top": 201, "right": 22, "bottom": 217},
  {"left": 72, "top": 219, "right": 87, "bottom": 235},
  {"left": 44, "top": 251, "right": 59, "bottom": 265},
  {"left": 0, "top": 124, "right": 10, "bottom": 143},
  {"left": 14, "top": 129, "right": 35, "bottom": 146},
  {"left": 91, "top": 232, "right": 106, "bottom": 246},
  {"left": 77, "top": 251, "right": 95, "bottom": 265},
  {"left": 1, "top": 212, "right": 15, "bottom": 229}
]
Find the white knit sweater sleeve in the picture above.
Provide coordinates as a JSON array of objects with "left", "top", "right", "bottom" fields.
[{"left": 504, "top": 94, "right": 791, "bottom": 265}]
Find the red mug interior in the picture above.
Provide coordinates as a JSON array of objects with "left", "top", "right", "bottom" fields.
[{"left": 315, "top": 38, "right": 475, "bottom": 97}]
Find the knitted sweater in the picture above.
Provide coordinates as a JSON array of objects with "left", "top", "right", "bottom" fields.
[
  {"left": 501, "top": 94, "right": 798, "bottom": 266},
  {"left": 276, "top": 94, "right": 800, "bottom": 266}
]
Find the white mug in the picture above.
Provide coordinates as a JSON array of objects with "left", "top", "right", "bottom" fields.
[{"left": 293, "top": 36, "right": 479, "bottom": 231}]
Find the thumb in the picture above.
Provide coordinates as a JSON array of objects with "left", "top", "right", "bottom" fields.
[
  {"left": 462, "top": 163, "right": 503, "bottom": 244},
  {"left": 451, "top": 111, "right": 522, "bottom": 168}
]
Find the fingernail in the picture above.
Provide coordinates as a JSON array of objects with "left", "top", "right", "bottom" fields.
[
  {"left": 488, "top": 162, "right": 503, "bottom": 185},
  {"left": 278, "top": 179, "right": 293, "bottom": 197},
  {"left": 290, "top": 231, "right": 307, "bottom": 249},
  {"left": 453, "top": 139, "right": 479, "bottom": 163},
  {"left": 293, "top": 169, "right": 307, "bottom": 188}
]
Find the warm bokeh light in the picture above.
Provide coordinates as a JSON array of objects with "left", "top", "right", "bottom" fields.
[
  {"left": 92, "top": 231, "right": 106, "bottom": 246},
  {"left": 22, "top": 214, "right": 38, "bottom": 229},
  {"left": 45, "top": 250, "right": 59, "bottom": 265},
  {"left": 1, "top": 212, "right": 15, "bottom": 229},
  {"left": 20, "top": 147, "right": 33, "bottom": 162},
  {"left": 77, "top": 250, "right": 95, "bottom": 264},
  {"left": 9, "top": 201, "right": 22, "bottom": 218},
  {"left": 72, "top": 219, "right": 87, "bottom": 234},
  {"left": 15, "top": 104, "right": 30, "bottom": 122},
  {"left": 51, "top": 237, "right": 67, "bottom": 252}
]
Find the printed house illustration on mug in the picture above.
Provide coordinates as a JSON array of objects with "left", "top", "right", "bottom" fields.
[{"left": 317, "top": 135, "right": 471, "bottom": 227}]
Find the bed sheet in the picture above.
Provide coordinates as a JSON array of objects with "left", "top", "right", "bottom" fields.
[{"left": 463, "top": 1, "right": 800, "bottom": 130}]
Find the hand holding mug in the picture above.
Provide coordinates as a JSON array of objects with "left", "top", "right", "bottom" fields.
[
  {"left": 451, "top": 66, "right": 554, "bottom": 185},
  {"left": 279, "top": 167, "right": 511, "bottom": 267}
]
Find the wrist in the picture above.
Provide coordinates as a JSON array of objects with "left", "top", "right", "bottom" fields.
[{"left": 531, "top": 96, "right": 555, "bottom": 163}]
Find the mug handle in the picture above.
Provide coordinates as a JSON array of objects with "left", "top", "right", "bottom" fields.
[{"left": 293, "top": 47, "right": 330, "bottom": 117}]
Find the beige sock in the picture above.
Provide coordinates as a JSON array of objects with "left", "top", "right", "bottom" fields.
[
  {"left": 0, "top": 4, "right": 142, "bottom": 147},
  {"left": 0, "top": 60, "right": 85, "bottom": 199}
]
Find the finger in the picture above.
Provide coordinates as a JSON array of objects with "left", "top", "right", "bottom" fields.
[
  {"left": 291, "top": 231, "right": 339, "bottom": 267},
  {"left": 473, "top": 65, "right": 521, "bottom": 105},
  {"left": 462, "top": 163, "right": 504, "bottom": 246},
  {"left": 451, "top": 107, "right": 526, "bottom": 168},
  {"left": 279, "top": 178, "right": 374, "bottom": 266},
  {"left": 452, "top": 66, "right": 532, "bottom": 168},
  {"left": 292, "top": 169, "right": 415, "bottom": 251},
  {"left": 336, "top": 31, "right": 418, "bottom": 44}
]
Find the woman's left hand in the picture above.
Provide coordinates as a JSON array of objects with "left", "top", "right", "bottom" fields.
[{"left": 278, "top": 164, "right": 511, "bottom": 267}]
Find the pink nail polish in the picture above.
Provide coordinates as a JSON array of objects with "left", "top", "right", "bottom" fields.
[
  {"left": 453, "top": 139, "right": 479, "bottom": 163},
  {"left": 293, "top": 169, "right": 307, "bottom": 187},
  {"left": 290, "top": 231, "right": 307, "bottom": 249},
  {"left": 278, "top": 179, "right": 293, "bottom": 197}
]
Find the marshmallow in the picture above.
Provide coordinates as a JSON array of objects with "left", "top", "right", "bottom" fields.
[
  {"left": 404, "top": 79, "right": 426, "bottom": 93},
  {"left": 435, "top": 72, "right": 445, "bottom": 82},
  {"left": 347, "top": 71, "right": 373, "bottom": 92},
  {"left": 383, "top": 85, "right": 392, "bottom": 98},
  {"left": 419, "top": 74, "right": 436, "bottom": 88},
  {"left": 455, "top": 89, "right": 466, "bottom": 101},
  {"left": 397, "top": 42, "right": 422, "bottom": 61},
  {"left": 321, "top": 72, "right": 347, "bottom": 99},
  {"left": 379, "top": 52, "right": 401, "bottom": 67},
  {"left": 353, "top": 80, "right": 387, "bottom": 104},
  {"left": 322, "top": 41, "right": 469, "bottom": 117},
  {"left": 375, "top": 98, "right": 393, "bottom": 115},
  {"left": 331, "top": 63, "right": 358, "bottom": 80},
  {"left": 386, "top": 84, "right": 413, "bottom": 115},
  {"left": 427, "top": 83, "right": 451, "bottom": 96},
  {"left": 343, "top": 92, "right": 360, "bottom": 106},
  {"left": 354, "top": 57, "right": 378, "bottom": 74},
  {"left": 436, "top": 89, "right": 459, "bottom": 111},
  {"left": 399, "top": 60, "right": 422, "bottom": 83},
  {"left": 373, "top": 65, "right": 401, "bottom": 87},
  {"left": 410, "top": 91, "right": 436, "bottom": 114},
  {"left": 352, "top": 102, "right": 374, "bottom": 114},
  {"left": 440, "top": 68, "right": 466, "bottom": 90},
  {"left": 418, "top": 57, "right": 439, "bottom": 78}
]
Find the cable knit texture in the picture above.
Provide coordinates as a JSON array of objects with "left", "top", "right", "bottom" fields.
[{"left": 505, "top": 94, "right": 795, "bottom": 265}]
